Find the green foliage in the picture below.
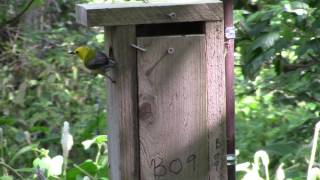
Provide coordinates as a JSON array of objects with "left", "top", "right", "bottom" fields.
[
  {"left": 1, "top": 0, "right": 320, "bottom": 179},
  {"left": 235, "top": 0, "right": 320, "bottom": 179},
  {"left": 0, "top": 0, "right": 110, "bottom": 178}
]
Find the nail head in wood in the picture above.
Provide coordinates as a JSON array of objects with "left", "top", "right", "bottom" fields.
[
  {"left": 167, "top": 12, "right": 177, "bottom": 19},
  {"left": 167, "top": 47, "right": 175, "bottom": 54}
]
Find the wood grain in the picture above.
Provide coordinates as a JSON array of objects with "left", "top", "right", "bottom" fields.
[
  {"left": 106, "top": 25, "right": 140, "bottom": 180},
  {"left": 76, "top": 1, "right": 223, "bottom": 27},
  {"left": 138, "top": 35, "right": 208, "bottom": 180},
  {"left": 206, "top": 21, "right": 227, "bottom": 180}
]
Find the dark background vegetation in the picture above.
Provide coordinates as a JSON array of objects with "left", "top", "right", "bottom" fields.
[{"left": 0, "top": 0, "right": 319, "bottom": 179}]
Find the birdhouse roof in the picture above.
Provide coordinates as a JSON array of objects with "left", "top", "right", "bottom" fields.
[{"left": 76, "top": 0, "right": 223, "bottom": 27}]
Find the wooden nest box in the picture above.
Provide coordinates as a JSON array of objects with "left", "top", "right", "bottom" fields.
[{"left": 76, "top": 1, "right": 226, "bottom": 180}]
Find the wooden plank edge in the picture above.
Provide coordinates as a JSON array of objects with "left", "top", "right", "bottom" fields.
[
  {"left": 75, "top": 4, "right": 88, "bottom": 26},
  {"left": 205, "top": 20, "right": 227, "bottom": 180},
  {"left": 76, "top": 2, "right": 223, "bottom": 27},
  {"left": 77, "top": 0, "right": 222, "bottom": 10}
]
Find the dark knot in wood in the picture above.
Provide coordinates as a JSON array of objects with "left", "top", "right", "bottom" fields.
[{"left": 139, "top": 102, "right": 153, "bottom": 122}]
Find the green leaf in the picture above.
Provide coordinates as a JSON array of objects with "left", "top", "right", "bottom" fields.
[
  {"left": 0, "top": 117, "right": 15, "bottom": 126},
  {"left": 283, "top": 1, "right": 309, "bottom": 16},
  {"left": 9, "top": 144, "right": 38, "bottom": 165},
  {"left": 290, "top": 1, "right": 309, "bottom": 9},
  {"left": 28, "top": 0, "right": 45, "bottom": 10},
  {"left": 247, "top": 10, "right": 269, "bottom": 23},
  {"left": 264, "top": 142, "right": 299, "bottom": 156},
  {"left": 252, "top": 32, "right": 280, "bottom": 50},
  {"left": 95, "top": 34, "right": 104, "bottom": 43},
  {"left": 243, "top": 48, "right": 276, "bottom": 79},
  {"left": 234, "top": 10, "right": 249, "bottom": 24},
  {"left": 82, "top": 139, "right": 95, "bottom": 150},
  {"left": 33, "top": 157, "right": 51, "bottom": 170},
  {"left": 82, "top": 135, "right": 107, "bottom": 150},
  {"left": 94, "top": 135, "right": 108, "bottom": 145},
  {"left": 67, "top": 160, "right": 98, "bottom": 180},
  {"left": 79, "top": 119, "right": 100, "bottom": 141},
  {"left": 97, "top": 163, "right": 109, "bottom": 178},
  {"left": 15, "top": 168, "right": 35, "bottom": 173},
  {"left": 0, "top": 176, "right": 13, "bottom": 180}
]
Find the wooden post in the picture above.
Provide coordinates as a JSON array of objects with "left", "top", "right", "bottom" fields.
[
  {"left": 106, "top": 26, "right": 140, "bottom": 180},
  {"left": 206, "top": 21, "right": 227, "bottom": 180},
  {"left": 76, "top": 1, "right": 226, "bottom": 179}
]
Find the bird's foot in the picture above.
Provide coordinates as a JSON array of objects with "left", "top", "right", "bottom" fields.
[{"left": 106, "top": 74, "right": 116, "bottom": 83}]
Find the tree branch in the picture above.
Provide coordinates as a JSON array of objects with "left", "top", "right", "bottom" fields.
[
  {"left": 308, "top": 53, "right": 320, "bottom": 62},
  {"left": 282, "top": 59, "right": 320, "bottom": 73},
  {"left": 0, "top": 161, "right": 25, "bottom": 180},
  {"left": 0, "top": 0, "right": 36, "bottom": 29}
]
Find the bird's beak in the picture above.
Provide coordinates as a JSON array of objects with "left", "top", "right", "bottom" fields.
[{"left": 68, "top": 51, "right": 75, "bottom": 55}]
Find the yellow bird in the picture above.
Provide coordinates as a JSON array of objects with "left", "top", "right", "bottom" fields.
[{"left": 69, "top": 46, "right": 116, "bottom": 82}]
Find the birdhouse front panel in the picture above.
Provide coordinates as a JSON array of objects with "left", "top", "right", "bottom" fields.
[{"left": 138, "top": 35, "right": 208, "bottom": 180}]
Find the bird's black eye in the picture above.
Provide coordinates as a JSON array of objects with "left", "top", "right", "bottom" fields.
[{"left": 75, "top": 51, "right": 79, "bottom": 54}]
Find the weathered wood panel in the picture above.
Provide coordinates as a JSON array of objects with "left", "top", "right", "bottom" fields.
[
  {"left": 106, "top": 26, "right": 140, "bottom": 180},
  {"left": 206, "top": 21, "right": 227, "bottom": 179},
  {"left": 138, "top": 35, "right": 208, "bottom": 180},
  {"left": 76, "top": 1, "right": 222, "bottom": 27}
]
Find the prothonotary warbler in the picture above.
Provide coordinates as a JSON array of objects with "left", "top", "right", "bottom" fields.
[{"left": 69, "top": 46, "right": 116, "bottom": 82}]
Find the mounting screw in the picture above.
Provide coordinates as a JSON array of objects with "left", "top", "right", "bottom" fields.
[
  {"left": 167, "top": 48, "right": 175, "bottom": 54},
  {"left": 167, "top": 12, "right": 177, "bottom": 19},
  {"left": 131, "top": 44, "right": 147, "bottom": 52}
]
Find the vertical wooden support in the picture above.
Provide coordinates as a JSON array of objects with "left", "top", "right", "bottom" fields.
[
  {"left": 206, "top": 21, "right": 227, "bottom": 179},
  {"left": 106, "top": 26, "right": 140, "bottom": 180}
]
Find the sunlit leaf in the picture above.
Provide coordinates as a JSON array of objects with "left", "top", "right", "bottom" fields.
[
  {"left": 0, "top": 176, "right": 13, "bottom": 180},
  {"left": 95, "top": 135, "right": 108, "bottom": 144},
  {"left": 82, "top": 139, "right": 95, "bottom": 150},
  {"left": 252, "top": 32, "right": 280, "bottom": 50}
]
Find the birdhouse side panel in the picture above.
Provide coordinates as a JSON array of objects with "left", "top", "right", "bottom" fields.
[
  {"left": 206, "top": 21, "right": 227, "bottom": 180},
  {"left": 106, "top": 25, "right": 140, "bottom": 180}
]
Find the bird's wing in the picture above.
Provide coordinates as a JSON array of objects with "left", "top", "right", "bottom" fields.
[{"left": 86, "top": 51, "right": 115, "bottom": 70}]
